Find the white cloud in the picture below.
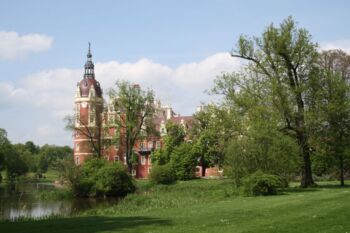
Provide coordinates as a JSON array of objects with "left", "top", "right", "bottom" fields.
[
  {"left": 0, "top": 82, "right": 27, "bottom": 107},
  {"left": 0, "top": 53, "right": 241, "bottom": 146},
  {"left": 0, "top": 31, "right": 53, "bottom": 60},
  {"left": 320, "top": 40, "right": 350, "bottom": 53}
]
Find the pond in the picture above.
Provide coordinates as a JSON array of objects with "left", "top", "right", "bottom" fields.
[{"left": 0, "top": 182, "right": 117, "bottom": 220}]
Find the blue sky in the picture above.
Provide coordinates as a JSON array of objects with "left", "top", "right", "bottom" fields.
[{"left": 1, "top": 0, "right": 350, "bottom": 146}]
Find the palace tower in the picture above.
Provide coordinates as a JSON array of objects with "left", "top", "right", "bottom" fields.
[{"left": 73, "top": 44, "right": 104, "bottom": 165}]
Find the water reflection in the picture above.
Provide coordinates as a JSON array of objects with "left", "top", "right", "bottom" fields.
[{"left": 0, "top": 182, "right": 117, "bottom": 220}]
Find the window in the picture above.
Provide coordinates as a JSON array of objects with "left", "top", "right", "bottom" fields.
[
  {"left": 132, "top": 169, "right": 137, "bottom": 177},
  {"left": 140, "top": 142, "right": 146, "bottom": 149},
  {"left": 90, "top": 112, "right": 95, "bottom": 124},
  {"left": 148, "top": 155, "right": 152, "bottom": 165},
  {"left": 75, "top": 156, "right": 80, "bottom": 165},
  {"left": 114, "top": 156, "right": 119, "bottom": 162},
  {"left": 148, "top": 167, "right": 152, "bottom": 174},
  {"left": 140, "top": 156, "right": 146, "bottom": 165},
  {"left": 156, "top": 141, "right": 161, "bottom": 149},
  {"left": 148, "top": 141, "right": 153, "bottom": 149},
  {"left": 76, "top": 143, "right": 80, "bottom": 152},
  {"left": 75, "top": 112, "right": 80, "bottom": 126}
]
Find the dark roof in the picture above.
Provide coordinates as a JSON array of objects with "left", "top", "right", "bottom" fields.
[{"left": 79, "top": 77, "right": 102, "bottom": 97}]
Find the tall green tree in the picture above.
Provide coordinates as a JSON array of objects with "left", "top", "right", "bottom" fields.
[
  {"left": 228, "top": 17, "right": 319, "bottom": 187},
  {"left": 109, "top": 81, "right": 156, "bottom": 173},
  {"left": 316, "top": 50, "right": 350, "bottom": 186},
  {"left": 0, "top": 129, "right": 10, "bottom": 179},
  {"left": 190, "top": 105, "right": 227, "bottom": 176},
  {"left": 152, "top": 121, "right": 185, "bottom": 165}
]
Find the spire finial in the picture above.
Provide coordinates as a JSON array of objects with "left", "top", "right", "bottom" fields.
[{"left": 87, "top": 42, "right": 92, "bottom": 58}]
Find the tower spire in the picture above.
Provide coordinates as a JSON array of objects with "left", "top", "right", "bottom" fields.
[
  {"left": 84, "top": 42, "right": 94, "bottom": 78},
  {"left": 87, "top": 42, "right": 92, "bottom": 58}
]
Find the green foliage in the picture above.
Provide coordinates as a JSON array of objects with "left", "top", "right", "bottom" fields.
[
  {"left": 169, "top": 143, "right": 197, "bottom": 180},
  {"left": 152, "top": 122, "right": 186, "bottom": 165},
  {"left": 95, "top": 162, "right": 136, "bottom": 197},
  {"left": 224, "top": 118, "right": 299, "bottom": 186},
  {"left": 38, "top": 188, "right": 73, "bottom": 201},
  {"left": 56, "top": 158, "right": 136, "bottom": 197},
  {"left": 0, "top": 128, "right": 10, "bottom": 172},
  {"left": 108, "top": 80, "right": 156, "bottom": 172},
  {"left": 220, "top": 16, "right": 319, "bottom": 187},
  {"left": 53, "top": 157, "right": 81, "bottom": 188},
  {"left": 151, "top": 122, "right": 197, "bottom": 181},
  {"left": 5, "top": 151, "right": 28, "bottom": 179},
  {"left": 242, "top": 171, "right": 283, "bottom": 196},
  {"left": 38, "top": 145, "right": 73, "bottom": 173},
  {"left": 149, "top": 164, "right": 176, "bottom": 185},
  {"left": 190, "top": 105, "right": 228, "bottom": 175}
]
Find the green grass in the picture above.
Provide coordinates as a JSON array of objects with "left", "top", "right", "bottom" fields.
[
  {"left": 1, "top": 179, "right": 350, "bottom": 233},
  {"left": 1, "top": 169, "right": 59, "bottom": 183}
]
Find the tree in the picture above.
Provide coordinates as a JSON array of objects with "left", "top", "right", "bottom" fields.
[
  {"left": 24, "top": 141, "right": 40, "bottom": 154},
  {"left": 0, "top": 129, "right": 9, "bottom": 170},
  {"left": 0, "top": 128, "right": 28, "bottom": 179},
  {"left": 0, "top": 129, "right": 10, "bottom": 180},
  {"left": 152, "top": 121, "right": 186, "bottom": 165},
  {"left": 38, "top": 145, "right": 73, "bottom": 173},
  {"left": 190, "top": 105, "right": 226, "bottom": 176},
  {"left": 224, "top": 118, "right": 300, "bottom": 186},
  {"left": 170, "top": 143, "right": 197, "bottom": 180},
  {"left": 108, "top": 81, "right": 156, "bottom": 173},
  {"left": 316, "top": 50, "right": 350, "bottom": 186},
  {"left": 65, "top": 112, "right": 105, "bottom": 158},
  {"left": 12, "top": 143, "right": 38, "bottom": 172},
  {"left": 228, "top": 17, "right": 319, "bottom": 187}
]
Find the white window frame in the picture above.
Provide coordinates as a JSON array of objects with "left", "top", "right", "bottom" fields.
[
  {"left": 75, "top": 156, "right": 80, "bottom": 165},
  {"left": 114, "top": 156, "right": 119, "bottom": 162},
  {"left": 148, "top": 141, "right": 153, "bottom": 149},
  {"left": 140, "top": 156, "right": 146, "bottom": 165},
  {"left": 132, "top": 169, "right": 137, "bottom": 177},
  {"left": 140, "top": 142, "right": 146, "bottom": 149}
]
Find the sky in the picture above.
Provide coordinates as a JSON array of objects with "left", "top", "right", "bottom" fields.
[{"left": 1, "top": 0, "right": 350, "bottom": 146}]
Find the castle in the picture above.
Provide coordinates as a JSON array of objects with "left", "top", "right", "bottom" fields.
[{"left": 73, "top": 45, "right": 194, "bottom": 178}]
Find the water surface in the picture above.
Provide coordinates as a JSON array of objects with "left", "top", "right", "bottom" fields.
[{"left": 0, "top": 182, "right": 117, "bottom": 220}]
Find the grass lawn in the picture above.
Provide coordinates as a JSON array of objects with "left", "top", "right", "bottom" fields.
[
  {"left": 1, "top": 169, "right": 59, "bottom": 183},
  {"left": 1, "top": 179, "right": 349, "bottom": 233}
]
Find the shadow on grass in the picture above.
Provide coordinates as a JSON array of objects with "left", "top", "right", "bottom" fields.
[
  {"left": 281, "top": 182, "right": 350, "bottom": 194},
  {"left": 0, "top": 216, "right": 171, "bottom": 233}
]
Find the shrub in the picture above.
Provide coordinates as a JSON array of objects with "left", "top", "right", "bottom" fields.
[
  {"left": 149, "top": 164, "right": 176, "bottom": 185},
  {"left": 72, "top": 178, "right": 93, "bottom": 197},
  {"left": 55, "top": 158, "right": 136, "bottom": 198},
  {"left": 242, "top": 171, "right": 283, "bottom": 196},
  {"left": 95, "top": 162, "right": 136, "bottom": 197}
]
